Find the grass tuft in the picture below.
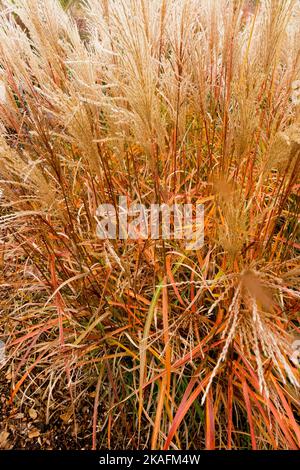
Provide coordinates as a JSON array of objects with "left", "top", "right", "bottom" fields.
[{"left": 0, "top": 0, "right": 299, "bottom": 449}]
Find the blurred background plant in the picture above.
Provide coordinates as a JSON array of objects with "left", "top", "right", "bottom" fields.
[{"left": 0, "top": 0, "right": 299, "bottom": 450}]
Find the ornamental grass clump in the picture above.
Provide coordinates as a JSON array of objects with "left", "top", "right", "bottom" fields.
[{"left": 0, "top": 0, "right": 299, "bottom": 449}]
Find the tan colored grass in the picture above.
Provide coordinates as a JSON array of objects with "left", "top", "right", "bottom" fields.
[{"left": 0, "top": 0, "right": 299, "bottom": 450}]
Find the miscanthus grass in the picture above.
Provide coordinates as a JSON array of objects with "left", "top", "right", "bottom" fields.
[{"left": 0, "top": 0, "right": 299, "bottom": 449}]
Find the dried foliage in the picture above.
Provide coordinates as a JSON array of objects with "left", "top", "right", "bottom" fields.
[{"left": 0, "top": 0, "right": 299, "bottom": 449}]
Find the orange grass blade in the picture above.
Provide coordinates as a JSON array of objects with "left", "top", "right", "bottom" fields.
[
  {"left": 164, "top": 375, "right": 210, "bottom": 450},
  {"left": 242, "top": 378, "right": 257, "bottom": 450},
  {"left": 205, "top": 388, "right": 215, "bottom": 449}
]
